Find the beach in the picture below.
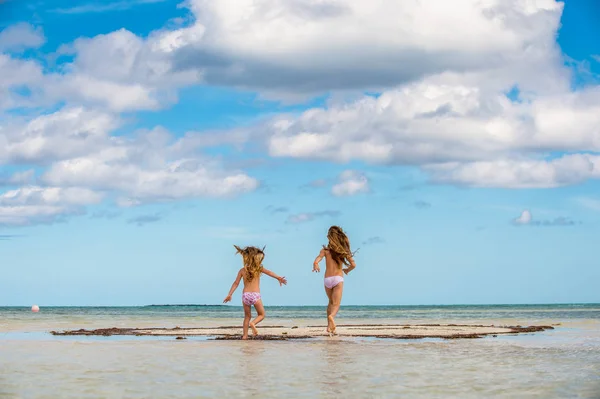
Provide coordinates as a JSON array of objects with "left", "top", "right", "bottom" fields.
[{"left": 1, "top": 304, "right": 599, "bottom": 398}]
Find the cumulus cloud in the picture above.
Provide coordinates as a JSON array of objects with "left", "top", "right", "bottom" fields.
[
  {"left": 427, "top": 154, "right": 600, "bottom": 188},
  {"left": 331, "top": 170, "right": 369, "bottom": 196},
  {"left": 263, "top": 79, "right": 600, "bottom": 188},
  {"left": 512, "top": 209, "right": 577, "bottom": 226},
  {"left": 0, "top": 186, "right": 103, "bottom": 226},
  {"left": 43, "top": 28, "right": 202, "bottom": 112},
  {"left": 7, "top": 0, "right": 566, "bottom": 112},
  {"left": 0, "top": 106, "right": 259, "bottom": 224},
  {"left": 0, "top": 170, "right": 35, "bottom": 186},
  {"left": 0, "top": 107, "right": 119, "bottom": 165},
  {"left": 286, "top": 210, "right": 340, "bottom": 224},
  {"left": 40, "top": 128, "right": 260, "bottom": 204},
  {"left": 2, "top": 0, "right": 600, "bottom": 225},
  {"left": 0, "top": 23, "right": 45, "bottom": 52},
  {"left": 513, "top": 209, "right": 532, "bottom": 225},
  {"left": 0, "top": 54, "right": 45, "bottom": 111},
  {"left": 167, "top": 0, "right": 565, "bottom": 95}
]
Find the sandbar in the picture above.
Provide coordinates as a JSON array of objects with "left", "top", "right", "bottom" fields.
[{"left": 50, "top": 324, "right": 554, "bottom": 340}]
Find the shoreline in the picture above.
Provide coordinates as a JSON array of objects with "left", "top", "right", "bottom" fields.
[{"left": 50, "top": 323, "right": 554, "bottom": 340}]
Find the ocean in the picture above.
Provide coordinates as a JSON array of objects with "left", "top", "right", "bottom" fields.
[{"left": 1, "top": 304, "right": 599, "bottom": 398}]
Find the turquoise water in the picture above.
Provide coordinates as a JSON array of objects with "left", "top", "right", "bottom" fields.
[
  {"left": 2, "top": 303, "right": 599, "bottom": 320},
  {"left": 1, "top": 304, "right": 599, "bottom": 398}
]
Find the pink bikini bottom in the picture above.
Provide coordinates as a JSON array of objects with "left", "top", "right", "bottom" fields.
[
  {"left": 324, "top": 276, "right": 344, "bottom": 289},
  {"left": 242, "top": 292, "right": 261, "bottom": 306}
]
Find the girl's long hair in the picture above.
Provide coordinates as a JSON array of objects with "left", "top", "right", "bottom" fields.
[
  {"left": 324, "top": 226, "right": 355, "bottom": 267},
  {"left": 234, "top": 245, "right": 265, "bottom": 282}
]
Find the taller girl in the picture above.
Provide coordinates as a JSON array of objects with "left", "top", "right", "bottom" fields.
[{"left": 312, "top": 226, "right": 357, "bottom": 334}]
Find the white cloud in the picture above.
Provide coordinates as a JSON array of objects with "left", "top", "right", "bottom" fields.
[
  {"left": 331, "top": 170, "right": 369, "bottom": 196},
  {"left": 0, "top": 23, "right": 45, "bottom": 52},
  {"left": 514, "top": 209, "right": 532, "bottom": 225},
  {"left": 40, "top": 127, "right": 259, "bottom": 204},
  {"left": 0, "top": 105, "right": 259, "bottom": 224},
  {"left": 0, "top": 107, "right": 119, "bottom": 165},
  {"left": 267, "top": 82, "right": 600, "bottom": 162},
  {"left": 0, "top": 170, "right": 35, "bottom": 186},
  {"left": 512, "top": 209, "right": 576, "bottom": 226},
  {"left": 1, "top": 0, "right": 600, "bottom": 230},
  {"left": 261, "top": 76, "right": 600, "bottom": 188},
  {"left": 168, "top": 0, "right": 565, "bottom": 94},
  {"left": 13, "top": 0, "right": 565, "bottom": 111},
  {"left": 0, "top": 54, "right": 45, "bottom": 111},
  {"left": 426, "top": 154, "right": 600, "bottom": 188},
  {"left": 0, "top": 186, "right": 103, "bottom": 226}
]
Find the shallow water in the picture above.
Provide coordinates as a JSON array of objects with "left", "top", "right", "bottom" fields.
[{"left": 1, "top": 305, "right": 599, "bottom": 398}]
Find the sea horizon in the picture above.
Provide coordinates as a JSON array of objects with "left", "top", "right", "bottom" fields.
[{"left": 3, "top": 302, "right": 599, "bottom": 308}]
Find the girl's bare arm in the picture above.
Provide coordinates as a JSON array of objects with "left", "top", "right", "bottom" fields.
[
  {"left": 313, "top": 249, "right": 325, "bottom": 272},
  {"left": 343, "top": 257, "right": 357, "bottom": 275},
  {"left": 223, "top": 269, "right": 243, "bottom": 303},
  {"left": 262, "top": 268, "right": 287, "bottom": 286}
]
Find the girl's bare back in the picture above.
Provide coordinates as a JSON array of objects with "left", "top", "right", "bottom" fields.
[
  {"left": 314, "top": 248, "right": 356, "bottom": 277},
  {"left": 241, "top": 268, "right": 261, "bottom": 292},
  {"left": 323, "top": 249, "right": 344, "bottom": 277}
]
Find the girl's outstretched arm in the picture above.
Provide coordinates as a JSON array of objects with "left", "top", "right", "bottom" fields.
[
  {"left": 343, "top": 257, "right": 357, "bottom": 275},
  {"left": 313, "top": 249, "right": 325, "bottom": 273},
  {"left": 223, "top": 269, "right": 243, "bottom": 303},
  {"left": 262, "top": 268, "right": 287, "bottom": 286}
]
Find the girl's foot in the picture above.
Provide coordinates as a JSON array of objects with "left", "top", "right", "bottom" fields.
[
  {"left": 242, "top": 335, "right": 248, "bottom": 340},
  {"left": 249, "top": 322, "right": 259, "bottom": 336},
  {"left": 328, "top": 315, "right": 336, "bottom": 334}
]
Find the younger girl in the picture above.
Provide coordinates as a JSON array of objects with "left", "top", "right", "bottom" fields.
[
  {"left": 224, "top": 245, "right": 287, "bottom": 339},
  {"left": 312, "top": 226, "right": 357, "bottom": 334}
]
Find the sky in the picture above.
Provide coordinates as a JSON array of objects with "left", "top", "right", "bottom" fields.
[{"left": 1, "top": 0, "right": 599, "bottom": 307}]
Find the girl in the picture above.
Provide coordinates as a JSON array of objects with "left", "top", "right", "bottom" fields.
[
  {"left": 312, "top": 226, "right": 357, "bottom": 334},
  {"left": 223, "top": 245, "right": 287, "bottom": 339}
]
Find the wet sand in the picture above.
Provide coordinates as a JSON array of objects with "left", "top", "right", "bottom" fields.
[{"left": 51, "top": 323, "right": 553, "bottom": 340}]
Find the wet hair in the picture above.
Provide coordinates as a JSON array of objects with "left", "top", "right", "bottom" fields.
[
  {"left": 234, "top": 245, "right": 265, "bottom": 282},
  {"left": 324, "top": 226, "right": 355, "bottom": 267}
]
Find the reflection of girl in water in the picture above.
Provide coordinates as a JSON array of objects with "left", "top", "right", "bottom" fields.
[{"left": 312, "top": 226, "right": 357, "bottom": 334}]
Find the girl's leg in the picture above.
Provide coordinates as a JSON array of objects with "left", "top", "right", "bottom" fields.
[
  {"left": 242, "top": 304, "right": 252, "bottom": 339},
  {"left": 250, "top": 300, "right": 265, "bottom": 336},
  {"left": 328, "top": 283, "right": 344, "bottom": 333},
  {"left": 324, "top": 286, "right": 333, "bottom": 332}
]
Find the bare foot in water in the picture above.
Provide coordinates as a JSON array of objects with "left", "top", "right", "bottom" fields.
[
  {"left": 249, "top": 322, "right": 258, "bottom": 336},
  {"left": 328, "top": 315, "right": 336, "bottom": 335}
]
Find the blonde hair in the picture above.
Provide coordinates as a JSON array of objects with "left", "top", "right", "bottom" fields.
[
  {"left": 324, "top": 226, "right": 355, "bottom": 267},
  {"left": 234, "top": 245, "right": 265, "bottom": 282}
]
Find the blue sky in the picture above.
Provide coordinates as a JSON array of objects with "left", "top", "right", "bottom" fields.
[{"left": 1, "top": 0, "right": 599, "bottom": 306}]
